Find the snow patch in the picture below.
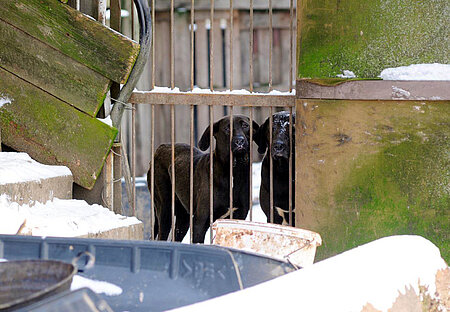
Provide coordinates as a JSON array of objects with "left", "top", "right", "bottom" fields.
[
  {"left": 380, "top": 63, "right": 450, "bottom": 80},
  {"left": 0, "top": 153, "right": 72, "bottom": 185},
  {"left": 71, "top": 275, "right": 123, "bottom": 296},
  {"left": 97, "top": 115, "right": 113, "bottom": 127},
  {"left": 0, "top": 195, "right": 141, "bottom": 237},
  {"left": 0, "top": 95, "right": 12, "bottom": 109},
  {"left": 337, "top": 70, "right": 356, "bottom": 79},
  {"left": 173, "top": 235, "right": 447, "bottom": 312},
  {"left": 391, "top": 86, "right": 411, "bottom": 99},
  {"left": 137, "top": 86, "right": 295, "bottom": 96},
  {"left": 105, "top": 9, "right": 129, "bottom": 20}
]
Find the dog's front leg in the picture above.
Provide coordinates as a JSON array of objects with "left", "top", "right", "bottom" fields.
[{"left": 192, "top": 202, "right": 211, "bottom": 244}]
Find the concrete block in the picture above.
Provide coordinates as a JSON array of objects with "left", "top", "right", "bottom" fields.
[
  {"left": 80, "top": 223, "right": 144, "bottom": 241},
  {"left": 0, "top": 152, "right": 73, "bottom": 205}
]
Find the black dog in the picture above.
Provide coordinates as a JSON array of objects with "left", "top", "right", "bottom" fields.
[
  {"left": 149, "top": 115, "right": 259, "bottom": 243},
  {"left": 255, "top": 111, "right": 295, "bottom": 226}
]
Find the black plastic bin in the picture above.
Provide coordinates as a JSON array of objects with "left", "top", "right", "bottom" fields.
[{"left": 0, "top": 235, "right": 295, "bottom": 311}]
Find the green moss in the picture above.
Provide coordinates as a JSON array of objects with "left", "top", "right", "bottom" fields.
[
  {"left": 298, "top": 0, "right": 450, "bottom": 79},
  {"left": 317, "top": 122, "right": 449, "bottom": 262},
  {"left": 0, "top": 68, "right": 118, "bottom": 189}
]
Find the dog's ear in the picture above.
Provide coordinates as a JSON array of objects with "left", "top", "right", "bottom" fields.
[
  {"left": 198, "top": 121, "right": 220, "bottom": 151},
  {"left": 252, "top": 120, "right": 260, "bottom": 137},
  {"left": 254, "top": 118, "right": 269, "bottom": 154}
]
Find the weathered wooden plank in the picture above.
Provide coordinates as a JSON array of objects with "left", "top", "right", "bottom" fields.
[
  {"left": 0, "top": 19, "right": 110, "bottom": 117},
  {"left": 129, "top": 92, "right": 296, "bottom": 107},
  {"left": 297, "top": 80, "right": 450, "bottom": 101},
  {"left": 0, "top": 68, "right": 118, "bottom": 190},
  {"left": 0, "top": 0, "right": 139, "bottom": 84},
  {"left": 154, "top": 0, "right": 295, "bottom": 10}
]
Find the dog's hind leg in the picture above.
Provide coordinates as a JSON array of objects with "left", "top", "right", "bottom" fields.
[{"left": 157, "top": 205, "right": 172, "bottom": 241}]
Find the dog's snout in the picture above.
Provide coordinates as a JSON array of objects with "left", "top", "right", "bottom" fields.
[
  {"left": 273, "top": 141, "right": 284, "bottom": 153},
  {"left": 233, "top": 136, "right": 246, "bottom": 148}
]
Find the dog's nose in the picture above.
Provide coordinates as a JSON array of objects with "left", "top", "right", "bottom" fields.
[
  {"left": 272, "top": 141, "right": 285, "bottom": 153},
  {"left": 233, "top": 136, "right": 246, "bottom": 148}
]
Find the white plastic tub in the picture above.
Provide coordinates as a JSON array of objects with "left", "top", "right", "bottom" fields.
[{"left": 212, "top": 220, "right": 322, "bottom": 268}]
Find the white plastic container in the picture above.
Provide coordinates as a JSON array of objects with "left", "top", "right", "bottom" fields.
[{"left": 212, "top": 219, "right": 322, "bottom": 268}]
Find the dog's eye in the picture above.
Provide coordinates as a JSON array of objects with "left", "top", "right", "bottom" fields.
[
  {"left": 224, "top": 126, "right": 230, "bottom": 133},
  {"left": 241, "top": 122, "right": 249, "bottom": 129}
]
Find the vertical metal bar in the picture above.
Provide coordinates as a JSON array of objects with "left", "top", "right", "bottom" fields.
[
  {"left": 268, "top": 0, "right": 273, "bottom": 92},
  {"left": 288, "top": 106, "right": 293, "bottom": 226},
  {"left": 269, "top": 106, "right": 273, "bottom": 223},
  {"left": 132, "top": 104, "right": 136, "bottom": 217},
  {"left": 249, "top": 0, "right": 254, "bottom": 93},
  {"left": 151, "top": 104, "right": 155, "bottom": 239},
  {"left": 229, "top": 0, "right": 233, "bottom": 90},
  {"left": 131, "top": 0, "right": 135, "bottom": 40},
  {"left": 190, "top": 0, "right": 195, "bottom": 244},
  {"left": 171, "top": 104, "right": 176, "bottom": 241},
  {"left": 190, "top": 0, "right": 195, "bottom": 91},
  {"left": 209, "top": 105, "right": 214, "bottom": 243},
  {"left": 170, "top": 0, "right": 175, "bottom": 89},
  {"left": 190, "top": 105, "right": 194, "bottom": 244},
  {"left": 289, "top": 0, "right": 294, "bottom": 92},
  {"left": 151, "top": 0, "right": 155, "bottom": 89},
  {"left": 210, "top": 0, "right": 215, "bottom": 91},
  {"left": 249, "top": 107, "right": 253, "bottom": 221},
  {"left": 229, "top": 106, "right": 234, "bottom": 219},
  {"left": 170, "top": 0, "right": 176, "bottom": 241}
]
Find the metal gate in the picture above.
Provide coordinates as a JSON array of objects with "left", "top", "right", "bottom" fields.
[{"left": 112, "top": 0, "right": 297, "bottom": 243}]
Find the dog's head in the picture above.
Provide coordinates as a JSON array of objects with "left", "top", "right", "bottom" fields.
[
  {"left": 255, "top": 111, "right": 295, "bottom": 160},
  {"left": 198, "top": 115, "right": 260, "bottom": 164}
]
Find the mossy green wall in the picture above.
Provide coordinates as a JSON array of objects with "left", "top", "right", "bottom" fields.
[
  {"left": 296, "top": 100, "right": 449, "bottom": 262},
  {"left": 297, "top": 0, "right": 450, "bottom": 78}
]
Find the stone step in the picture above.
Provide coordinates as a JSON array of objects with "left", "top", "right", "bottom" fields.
[
  {"left": 0, "top": 196, "right": 143, "bottom": 240},
  {"left": 0, "top": 152, "right": 73, "bottom": 205}
]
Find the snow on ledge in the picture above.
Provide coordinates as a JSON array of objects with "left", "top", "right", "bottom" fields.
[
  {"left": 134, "top": 86, "right": 295, "bottom": 96},
  {"left": 0, "top": 195, "right": 141, "bottom": 237},
  {"left": 172, "top": 235, "right": 448, "bottom": 312},
  {"left": 0, "top": 153, "right": 72, "bottom": 185},
  {"left": 380, "top": 63, "right": 450, "bottom": 80}
]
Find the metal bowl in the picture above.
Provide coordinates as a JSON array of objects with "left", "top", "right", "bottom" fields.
[{"left": 0, "top": 259, "right": 76, "bottom": 311}]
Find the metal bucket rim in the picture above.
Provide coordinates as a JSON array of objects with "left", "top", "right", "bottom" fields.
[
  {"left": 212, "top": 219, "right": 322, "bottom": 246},
  {"left": 0, "top": 259, "right": 76, "bottom": 310}
]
